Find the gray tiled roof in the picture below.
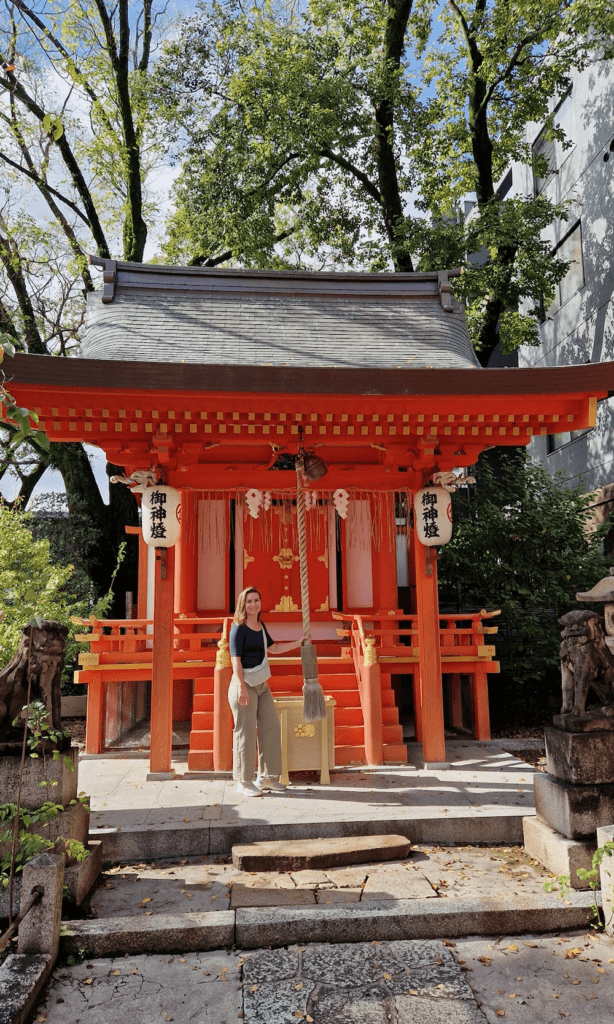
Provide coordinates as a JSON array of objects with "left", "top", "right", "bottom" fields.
[{"left": 81, "top": 261, "right": 480, "bottom": 371}]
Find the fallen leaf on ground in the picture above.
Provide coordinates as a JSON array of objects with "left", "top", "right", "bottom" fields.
[{"left": 141, "top": 898, "right": 151, "bottom": 904}]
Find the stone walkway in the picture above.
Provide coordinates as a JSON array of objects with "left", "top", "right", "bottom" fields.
[
  {"left": 37, "top": 930, "right": 614, "bottom": 1024},
  {"left": 81, "top": 741, "right": 539, "bottom": 854},
  {"left": 88, "top": 844, "right": 553, "bottom": 918}
]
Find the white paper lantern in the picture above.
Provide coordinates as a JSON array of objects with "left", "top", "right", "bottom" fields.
[
  {"left": 414, "top": 487, "right": 452, "bottom": 546},
  {"left": 141, "top": 486, "right": 182, "bottom": 548}
]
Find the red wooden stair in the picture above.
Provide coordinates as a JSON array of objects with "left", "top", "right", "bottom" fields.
[{"left": 187, "top": 658, "right": 407, "bottom": 771}]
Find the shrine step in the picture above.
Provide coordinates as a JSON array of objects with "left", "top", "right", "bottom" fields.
[
  {"left": 193, "top": 694, "right": 213, "bottom": 713},
  {"left": 187, "top": 749, "right": 213, "bottom": 771},
  {"left": 384, "top": 743, "right": 409, "bottom": 763},
  {"left": 335, "top": 744, "right": 367, "bottom": 765},
  {"left": 268, "top": 673, "right": 359, "bottom": 690},
  {"left": 192, "top": 711, "right": 213, "bottom": 730},
  {"left": 189, "top": 729, "right": 213, "bottom": 752}
]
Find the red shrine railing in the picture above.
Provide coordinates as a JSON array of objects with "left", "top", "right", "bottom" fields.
[
  {"left": 73, "top": 615, "right": 230, "bottom": 752},
  {"left": 331, "top": 609, "right": 501, "bottom": 741}
]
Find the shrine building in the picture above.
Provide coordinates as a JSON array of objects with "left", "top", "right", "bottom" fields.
[{"left": 8, "top": 259, "right": 614, "bottom": 777}]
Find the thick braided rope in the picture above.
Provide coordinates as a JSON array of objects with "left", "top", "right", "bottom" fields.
[{"left": 295, "top": 460, "right": 312, "bottom": 643}]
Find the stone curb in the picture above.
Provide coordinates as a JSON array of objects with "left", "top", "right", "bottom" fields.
[
  {"left": 0, "top": 953, "right": 53, "bottom": 1024},
  {"left": 92, "top": 813, "right": 525, "bottom": 863},
  {"left": 235, "top": 892, "right": 602, "bottom": 948},
  {"left": 59, "top": 892, "right": 600, "bottom": 957},
  {"left": 60, "top": 910, "right": 235, "bottom": 957}
]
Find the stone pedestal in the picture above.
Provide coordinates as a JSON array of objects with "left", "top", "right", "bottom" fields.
[
  {"left": 534, "top": 773, "right": 614, "bottom": 839},
  {"left": 0, "top": 744, "right": 100, "bottom": 908},
  {"left": 545, "top": 725, "right": 614, "bottom": 785},
  {"left": 526, "top": 723, "right": 614, "bottom": 890}
]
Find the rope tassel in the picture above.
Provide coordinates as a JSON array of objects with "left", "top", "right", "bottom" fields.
[{"left": 296, "top": 458, "right": 326, "bottom": 722}]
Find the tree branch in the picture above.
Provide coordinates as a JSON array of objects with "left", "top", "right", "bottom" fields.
[
  {"left": 0, "top": 69, "right": 111, "bottom": 258},
  {"left": 320, "top": 149, "right": 382, "bottom": 204},
  {"left": 13, "top": 0, "right": 119, "bottom": 144},
  {"left": 190, "top": 228, "right": 296, "bottom": 267},
  {"left": 0, "top": 148, "right": 90, "bottom": 226}
]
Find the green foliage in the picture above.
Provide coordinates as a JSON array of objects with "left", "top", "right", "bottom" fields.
[
  {"left": 438, "top": 451, "right": 611, "bottom": 688},
  {"left": 0, "top": 334, "right": 49, "bottom": 452},
  {"left": 0, "top": 798, "right": 90, "bottom": 889},
  {"left": 0, "top": 501, "right": 113, "bottom": 674},
  {"left": 159, "top": 0, "right": 614, "bottom": 361}
]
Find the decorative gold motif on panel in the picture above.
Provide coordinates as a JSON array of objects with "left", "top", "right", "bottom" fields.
[
  {"left": 270, "top": 595, "right": 300, "bottom": 612},
  {"left": 244, "top": 551, "right": 255, "bottom": 570},
  {"left": 315, "top": 596, "right": 329, "bottom": 612},
  {"left": 273, "top": 547, "right": 299, "bottom": 570},
  {"left": 294, "top": 723, "right": 316, "bottom": 738},
  {"left": 364, "top": 638, "right": 378, "bottom": 665},
  {"left": 318, "top": 549, "right": 329, "bottom": 570},
  {"left": 216, "top": 637, "right": 231, "bottom": 669}
]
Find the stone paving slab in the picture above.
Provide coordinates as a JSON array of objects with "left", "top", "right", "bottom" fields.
[
  {"left": 36, "top": 930, "right": 614, "bottom": 1024},
  {"left": 86, "top": 844, "right": 555, "bottom": 920},
  {"left": 37, "top": 951, "right": 242, "bottom": 1024}
]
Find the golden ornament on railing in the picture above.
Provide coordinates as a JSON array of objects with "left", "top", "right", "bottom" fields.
[
  {"left": 216, "top": 637, "right": 231, "bottom": 670},
  {"left": 364, "top": 637, "right": 378, "bottom": 665}
]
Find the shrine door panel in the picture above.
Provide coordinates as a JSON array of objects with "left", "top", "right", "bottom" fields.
[
  {"left": 240, "top": 501, "right": 329, "bottom": 614},
  {"left": 197, "top": 499, "right": 227, "bottom": 610},
  {"left": 345, "top": 499, "right": 374, "bottom": 609}
]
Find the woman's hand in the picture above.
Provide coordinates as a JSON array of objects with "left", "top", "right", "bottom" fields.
[{"left": 239, "top": 684, "right": 250, "bottom": 707}]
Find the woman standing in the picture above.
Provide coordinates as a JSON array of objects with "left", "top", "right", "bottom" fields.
[{"left": 229, "top": 587, "right": 302, "bottom": 797}]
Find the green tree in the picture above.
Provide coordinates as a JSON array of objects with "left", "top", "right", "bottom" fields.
[
  {"left": 0, "top": 0, "right": 175, "bottom": 603},
  {"left": 438, "top": 451, "right": 611, "bottom": 690},
  {"left": 0, "top": 500, "right": 108, "bottom": 672},
  {"left": 161, "top": 0, "right": 613, "bottom": 362}
]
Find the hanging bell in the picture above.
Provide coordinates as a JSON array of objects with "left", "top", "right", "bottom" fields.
[{"left": 303, "top": 453, "right": 328, "bottom": 481}]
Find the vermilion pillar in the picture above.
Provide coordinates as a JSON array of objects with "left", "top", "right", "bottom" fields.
[
  {"left": 413, "top": 537, "right": 447, "bottom": 768},
  {"left": 149, "top": 545, "right": 176, "bottom": 777},
  {"left": 175, "top": 491, "right": 198, "bottom": 614}
]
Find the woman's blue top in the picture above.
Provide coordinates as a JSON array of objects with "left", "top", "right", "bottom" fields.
[{"left": 229, "top": 622, "right": 274, "bottom": 669}]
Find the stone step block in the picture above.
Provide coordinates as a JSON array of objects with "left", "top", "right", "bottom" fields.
[
  {"left": 522, "top": 815, "right": 596, "bottom": 890},
  {"left": 232, "top": 833, "right": 411, "bottom": 872},
  {"left": 534, "top": 771, "right": 614, "bottom": 839}
]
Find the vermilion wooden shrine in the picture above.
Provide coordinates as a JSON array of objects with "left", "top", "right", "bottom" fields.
[{"left": 8, "top": 260, "right": 614, "bottom": 777}]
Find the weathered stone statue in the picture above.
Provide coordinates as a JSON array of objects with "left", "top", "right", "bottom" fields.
[
  {"left": 559, "top": 609, "right": 614, "bottom": 718},
  {"left": 0, "top": 619, "right": 68, "bottom": 750}
]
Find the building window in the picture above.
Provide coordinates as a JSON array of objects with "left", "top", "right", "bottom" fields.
[
  {"left": 532, "top": 91, "right": 575, "bottom": 195},
  {"left": 549, "top": 221, "right": 584, "bottom": 315}
]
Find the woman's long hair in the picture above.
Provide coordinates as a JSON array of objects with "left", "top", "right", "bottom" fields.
[{"left": 233, "top": 587, "right": 262, "bottom": 625}]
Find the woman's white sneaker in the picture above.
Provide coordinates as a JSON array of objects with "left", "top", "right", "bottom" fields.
[
  {"left": 254, "top": 777, "right": 287, "bottom": 793},
  {"left": 236, "top": 781, "right": 263, "bottom": 797}
]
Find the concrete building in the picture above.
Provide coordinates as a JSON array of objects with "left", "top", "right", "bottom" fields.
[{"left": 507, "top": 57, "right": 614, "bottom": 491}]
